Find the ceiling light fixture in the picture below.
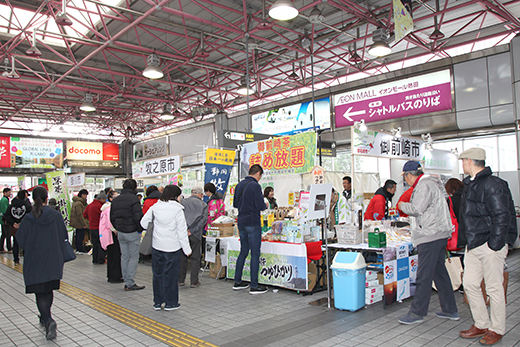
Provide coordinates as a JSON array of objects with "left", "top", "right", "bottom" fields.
[
  {"left": 257, "top": 0, "right": 273, "bottom": 30},
  {"left": 429, "top": 0, "right": 445, "bottom": 40},
  {"left": 421, "top": 133, "right": 434, "bottom": 151},
  {"left": 1, "top": 58, "right": 9, "bottom": 77},
  {"left": 56, "top": 0, "right": 73, "bottom": 26},
  {"left": 237, "top": 75, "right": 256, "bottom": 96},
  {"left": 142, "top": 54, "right": 163, "bottom": 79},
  {"left": 391, "top": 127, "right": 402, "bottom": 137},
  {"left": 6, "top": 56, "right": 20, "bottom": 79},
  {"left": 354, "top": 119, "right": 367, "bottom": 132},
  {"left": 368, "top": 28, "right": 392, "bottom": 57},
  {"left": 195, "top": 33, "right": 210, "bottom": 58},
  {"left": 269, "top": 0, "right": 299, "bottom": 21},
  {"left": 349, "top": 28, "right": 363, "bottom": 63},
  {"left": 160, "top": 103, "right": 174, "bottom": 120},
  {"left": 308, "top": 6, "right": 323, "bottom": 24},
  {"left": 79, "top": 93, "right": 96, "bottom": 112},
  {"left": 26, "top": 29, "right": 42, "bottom": 57}
]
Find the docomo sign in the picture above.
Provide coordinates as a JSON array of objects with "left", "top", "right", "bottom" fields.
[{"left": 66, "top": 141, "right": 119, "bottom": 161}]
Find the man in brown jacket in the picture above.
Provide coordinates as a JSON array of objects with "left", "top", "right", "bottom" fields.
[{"left": 70, "top": 189, "right": 88, "bottom": 254}]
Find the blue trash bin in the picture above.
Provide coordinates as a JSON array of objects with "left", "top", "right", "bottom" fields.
[{"left": 331, "top": 252, "right": 366, "bottom": 312}]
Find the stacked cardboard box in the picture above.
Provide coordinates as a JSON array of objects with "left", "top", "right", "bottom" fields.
[{"left": 365, "top": 270, "right": 383, "bottom": 305}]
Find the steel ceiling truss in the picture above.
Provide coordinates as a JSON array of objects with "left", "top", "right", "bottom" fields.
[{"left": 0, "top": 0, "right": 518, "bottom": 139}]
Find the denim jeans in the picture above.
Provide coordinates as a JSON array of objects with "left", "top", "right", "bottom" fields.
[
  {"left": 152, "top": 248, "right": 181, "bottom": 307},
  {"left": 118, "top": 232, "right": 141, "bottom": 287},
  {"left": 234, "top": 225, "right": 262, "bottom": 289}
]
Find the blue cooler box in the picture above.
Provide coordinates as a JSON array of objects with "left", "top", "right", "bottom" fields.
[{"left": 331, "top": 252, "right": 366, "bottom": 312}]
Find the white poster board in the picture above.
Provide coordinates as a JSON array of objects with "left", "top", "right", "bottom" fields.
[{"left": 307, "top": 183, "right": 333, "bottom": 220}]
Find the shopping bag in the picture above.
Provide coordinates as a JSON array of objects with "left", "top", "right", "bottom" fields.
[
  {"left": 139, "top": 221, "right": 154, "bottom": 256},
  {"left": 433, "top": 255, "right": 462, "bottom": 291},
  {"left": 61, "top": 239, "right": 76, "bottom": 262},
  {"left": 446, "top": 197, "right": 461, "bottom": 251}
]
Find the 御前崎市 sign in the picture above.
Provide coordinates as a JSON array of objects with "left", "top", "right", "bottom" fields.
[
  {"left": 352, "top": 128, "right": 424, "bottom": 160},
  {"left": 334, "top": 70, "right": 452, "bottom": 128},
  {"left": 132, "top": 154, "right": 181, "bottom": 178},
  {"left": 240, "top": 131, "right": 316, "bottom": 176}
]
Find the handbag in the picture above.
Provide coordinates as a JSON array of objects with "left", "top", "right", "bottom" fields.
[
  {"left": 61, "top": 239, "right": 76, "bottom": 262},
  {"left": 139, "top": 214, "right": 154, "bottom": 256},
  {"left": 446, "top": 197, "right": 460, "bottom": 251},
  {"left": 433, "top": 252, "right": 463, "bottom": 291}
]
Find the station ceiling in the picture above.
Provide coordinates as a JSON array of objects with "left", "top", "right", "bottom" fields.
[{"left": 0, "top": 0, "right": 519, "bottom": 140}]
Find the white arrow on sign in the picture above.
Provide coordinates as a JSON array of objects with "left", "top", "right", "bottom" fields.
[
  {"left": 224, "top": 132, "right": 231, "bottom": 139},
  {"left": 342, "top": 107, "right": 366, "bottom": 121}
]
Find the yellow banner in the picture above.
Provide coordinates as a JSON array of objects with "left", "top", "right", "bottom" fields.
[{"left": 205, "top": 148, "right": 235, "bottom": 166}]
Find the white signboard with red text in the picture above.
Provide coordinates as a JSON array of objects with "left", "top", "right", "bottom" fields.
[
  {"left": 334, "top": 70, "right": 452, "bottom": 128},
  {"left": 351, "top": 127, "right": 424, "bottom": 160},
  {"left": 66, "top": 141, "right": 119, "bottom": 161}
]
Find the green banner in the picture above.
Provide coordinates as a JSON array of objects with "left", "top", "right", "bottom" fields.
[{"left": 46, "top": 171, "right": 72, "bottom": 229}]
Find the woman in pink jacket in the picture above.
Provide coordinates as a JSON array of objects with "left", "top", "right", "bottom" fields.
[{"left": 204, "top": 183, "right": 225, "bottom": 228}]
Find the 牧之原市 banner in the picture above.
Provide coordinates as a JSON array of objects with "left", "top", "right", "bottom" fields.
[
  {"left": 204, "top": 148, "right": 235, "bottom": 199},
  {"left": 334, "top": 70, "right": 452, "bottom": 128},
  {"left": 240, "top": 131, "right": 316, "bottom": 178}
]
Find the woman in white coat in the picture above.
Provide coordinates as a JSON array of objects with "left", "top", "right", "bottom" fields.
[{"left": 140, "top": 185, "right": 191, "bottom": 311}]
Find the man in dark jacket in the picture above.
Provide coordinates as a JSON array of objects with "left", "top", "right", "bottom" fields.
[
  {"left": 180, "top": 187, "right": 208, "bottom": 287},
  {"left": 364, "top": 179, "right": 397, "bottom": 220},
  {"left": 4, "top": 190, "right": 32, "bottom": 264},
  {"left": 84, "top": 191, "right": 107, "bottom": 264},
  {"left": 110, "top": 179, "right": 145, "bottom": 291},
  {"left": 0, "top": 187, "right": 12, "bottom": 252},
  {"left": 232, "top": 164, "right": 268, "bottom": 294},
  {"left": 70, "top": 189, "right": 88, "bottom": 254},
  {"left": 458, "top": 148, "right": 517, "bottom": 345}
]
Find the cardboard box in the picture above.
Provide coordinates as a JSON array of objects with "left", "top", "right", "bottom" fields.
[
  {"left": 366, "top": 279, "right": 379, "bottom": 288},
  {"left": 215, "top": 223, "right": 234, "bottom": 237},
  {"left": 308, "top": 262, "right": 327, "bottom": 290},
  {"left": 209, "top": 256, "right": 226, "bottom": 279},
  {"left": 366, "top": 270, "right": 378, "bottom": 281},
  {"left": 365, "top": 296, "right": 383, "bottom": 305}
]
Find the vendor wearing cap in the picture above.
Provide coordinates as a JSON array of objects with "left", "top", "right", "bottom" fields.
[
  {"left": 397, "top": 160, "right": 458, "bottom": 325},
  {"left": 364, "top": 179, "right": 397, "bottom": 220},
  {"left": 458, "top": 148, "right": 517, "bottom": 345}
]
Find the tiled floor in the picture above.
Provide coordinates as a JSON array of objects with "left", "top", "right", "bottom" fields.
[{"left": 0, "top": 248, "right": 519, "bottom": 347}]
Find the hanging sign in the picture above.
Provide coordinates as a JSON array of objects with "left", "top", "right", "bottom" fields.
[
  {"left": 218, "top": 130, "right": 273, "bottom": 149},
  {"left": 352, "top": 128, "right": 424, "bottom": 160},
  {"left": 45, "top": 171, "right": 72, "bottom": 228},
  {"left": 67, "top": 172, "right": 86, "bottom": 187},
  {"left": 311, "top": 165, "right": 325, "bottom": 185},
  {"left": 240, "top": 131, "right": 317, "bottom": 177},
  {"left": 422, "top": 149, "right": 454, "bottom": 170},
  {"left": 133, "top": 137, "right": 168, "bottom": 161},
  {"left": 204, "top": 148, "right": 235, "bottom": 198},
  {"left": 17, "top": 176, "right": 26, "bottom": 190},
  {"left": 393, "top": 0, "right": 414, "bottom": 42},
  {"left": 66, "top": 141, "right": 119, "bottom": 162},
  {"left": 132, "top": 154, "right": 181, "bottom": 178},
  {"left": 334, "top": 70, "right": 452, "bottom": 128},
  {"left": 251, "top": 97, "right": 331, "bottom": 136}
]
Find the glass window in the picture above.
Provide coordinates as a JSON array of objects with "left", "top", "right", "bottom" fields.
[
  {"left": 463, "top": 136, "right": 498, "bottom": 171},
  {"left": 334, "top": 151, "right": 351, "bottom": 173},
  {"left": 498, "top": 135, "right": 517, "bottom": 171}
]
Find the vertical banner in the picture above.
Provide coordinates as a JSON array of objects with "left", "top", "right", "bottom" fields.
[
  {"left": 393, "top": 0, "right": 413, "bottom": 42},
  {"left": 45, "top": 171, "right": 72, "bottom": 230},
  {"left": 204, "top": 148, "right": 235, "bottom": 198},
  {"left": 17, "top": 176, "right": 26, "bottom": 190},
  {"left": 0, "top": 137, "right": 10, "bottom": 168}
]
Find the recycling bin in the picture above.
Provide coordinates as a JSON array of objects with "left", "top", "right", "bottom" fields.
[{"left": 331, "top": 251, "right": 366, "bottom": 312}]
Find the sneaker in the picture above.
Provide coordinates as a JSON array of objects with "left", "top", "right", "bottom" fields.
[
  {"left": 153, "top": 304, "right": 162, "bottom": 311},
  {"left": 45, "top": 319, "right": 57, "bottom": 340},
  {"left": 398, "top": 313, "right": 423, "bottom": 324},
  {"left": 250, "top": 285, "right": 269, "bottom": 295},
  {"left": 124, "top": 284, "right": 145, "bottom": 291},
  {"left": 435, "top": 311, "right": 460, "bottom": 321},
  {"left": 164, "top": 304, "right": 181, "bottom": 311},
  {"left": 190, "top": 282, "right": 201, "bottom": 288},
  {"left": 233, "top": 282, "right": 250, "bottom": 290}
]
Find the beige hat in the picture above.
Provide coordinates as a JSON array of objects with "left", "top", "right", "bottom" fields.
[{"left": 459, "top": 147, "right": 486, "bottom": 160}]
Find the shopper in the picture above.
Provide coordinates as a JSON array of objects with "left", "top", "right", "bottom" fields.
[
  {"left": 15, "top": 187, "right": 68, "bottom": 340},
  {"left": 48, "top": 198, "right": 60, "bottom": 211},
  {"left": 84, "top": 191, "right": 107, "bottom": 264},
  {"left": 233, "top": 164, "right": 268, "bottom": 294},
  {"left": 458, "top": 148, "right": 517, "bottom": 345},
  {"left": 110, "top": 179, "right": 145, "bottom": 291},
  {"left": 142, "top": 185, "right": 161, "bottom": 215},
  {"left": 4, "top": 190, "right": 32, "bottom": 264},
  {"left": 397, "top": 160, "right": 458, "bottom": 324},
  {"left": 397, "top": 187, "right": 413, "bottom": 218},
  {"left": 0, "top": 187, "right": 12, "bottom": 253},
  {"left": 140, "top": 185, "right": 191, "bottom": 310},
  {"left": 342, "top": 176, "right": 352, "bottom": 200},
  {"left": 180, "top": 187, "right": 207, "bottom": 288},
  {"left": 70, "top": 189, "right": 89, "bottom": 254},
  {"left": 204, "top": 182, "right": 225, "bottom": 228},
  {"left": 364, "top": 179, "right": 397, "bottom": 220},
  {"left": 263, "top": 186, "right": 278, "bottom": 209},
  {"left": 100, "top": 190, "right": 123, "bottom": 283}
]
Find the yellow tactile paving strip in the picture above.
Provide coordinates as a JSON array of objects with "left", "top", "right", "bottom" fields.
[{"left": 0, "top": 256, "right": 217, "bottom": 347}]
